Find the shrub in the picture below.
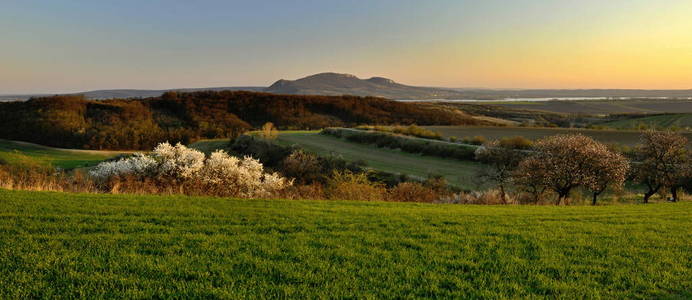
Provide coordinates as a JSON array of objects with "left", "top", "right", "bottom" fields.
[
  {"left": 325, "top": 171, "right": 387, "bottom": 201},
  {"left": 388, "top": 182, "right": 439, "bottom": 203},
  {"left": 281, "top": 150, "right": 323, "bottom": 184},
  {"left": 0, "top": 164, "right": 96, "bottom": 193},
  {"left": 498, "top": 136, "right": 533, "bottom": 150},
  {"left": 90, "top": 142, "right": 291, "bottom": 198},
  {"left": 462, "top": 136, "right": 486, "bottom": 145}
]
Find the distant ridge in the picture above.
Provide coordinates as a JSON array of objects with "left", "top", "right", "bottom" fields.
[
  {"left": 264, "top": 72, "right": 464, "bottom": 99},
  {"left": 0, "top": 86, "right": 264, "bottom": 101},
  {"left": 3, "top": 72, "right": 692, "bottom": 101}
]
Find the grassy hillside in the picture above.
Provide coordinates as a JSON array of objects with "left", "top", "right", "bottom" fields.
[
  {"left": 425, "top": 126, "right": 692, "bottom": 146},
  {"left": 0, "top": 189, "right": 689, "bottom": 298},
  {"left": 272, "top": 132, "right": 484, "bottom": 189},
  {"left": 602, "top": 113, "right": 692, "bottom": 130},
  {"left": 0, "top": 139, "right": 123, "bottom": 169}
]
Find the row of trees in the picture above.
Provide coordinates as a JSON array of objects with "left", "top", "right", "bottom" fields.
[{"left": 476, "top": 131, "right": 691, "bottom": 205}]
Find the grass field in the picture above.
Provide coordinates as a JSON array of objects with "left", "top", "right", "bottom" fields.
[
  {"left": 0, "top": 139, "right": 124, "bottom": 169},
  {"left": 425, "top": 126, "right": 692, "bottom": 146},
  {"left": 603, "top": 113, "right": 692, "bottom": 130},
  {"left": 0, "top": 189, "right": 689, "bottom": 298},
  {"left": 273, "top": 132, "right": 485, "bottom": 189},
  {"left": 189, "top": 138, "right": 229, "bottom": 154}
]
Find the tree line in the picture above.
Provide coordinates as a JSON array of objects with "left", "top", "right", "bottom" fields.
[
  {"left": 476, "top": 131, "right": 691, "bottom": 204},
  {"left": 0, "top": 91, "right": 480, "bottom": 150}
]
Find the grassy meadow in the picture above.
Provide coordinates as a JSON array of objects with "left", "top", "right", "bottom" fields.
[
  {"left": 424, "top": 126, "right": 692, "bottom": 146},
  {"left": 0, "top": 189, "right": 689, "bottom": 298},
  {"left": 0, "top": 139, "right": 125, "bottom": 169},
  {"left": 273, "top": 132, "right": 485, "bottom": 189}
]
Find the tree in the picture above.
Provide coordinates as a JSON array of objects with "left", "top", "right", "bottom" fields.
[
  {"left": 475, "top": 139, "right": 528, "bottom": 203},
  {"left": 633, "top": 131, "right": 689, "bottom": 203},
  {"left": 260, "top": 122, "right": 279, "bottom": 140},
  {"left": 582, "top": 147, "right": 629, "bottom": 205},
  {"left": 513, "top": 157, "right": 548, "bottom": 204},
  {"left": 515, "top": 134, "right": 626, "bottom": 205}
]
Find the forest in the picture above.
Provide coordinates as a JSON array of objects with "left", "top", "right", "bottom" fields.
[{"left": 0, "top": 91, "right": 478, "bottom": 150}]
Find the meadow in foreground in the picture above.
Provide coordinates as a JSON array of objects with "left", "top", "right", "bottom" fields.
[{"left": 0, "top": 189, "right": 689, "bottom": 298}]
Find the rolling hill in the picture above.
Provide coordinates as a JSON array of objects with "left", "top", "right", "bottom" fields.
[{"left": 264, "top": 72, "right": 465, "bottom": 99}]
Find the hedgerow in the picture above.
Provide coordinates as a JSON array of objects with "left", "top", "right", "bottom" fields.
[{"left": 321, "top": 128, "right": 477, "bottom": 161}]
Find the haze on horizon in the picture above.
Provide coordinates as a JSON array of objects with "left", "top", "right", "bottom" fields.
[{"left": 2, "top": 0, "right": 692, "bottom": 94}]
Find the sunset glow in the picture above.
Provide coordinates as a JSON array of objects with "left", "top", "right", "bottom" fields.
[{"left": 1, "top": 0, "right": 691, "bottom": 93}]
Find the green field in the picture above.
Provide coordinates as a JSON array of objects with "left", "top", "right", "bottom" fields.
[
  {"left": 273, "top": 132, "right": 484, "bottom": 189},
  {"left": 490, "top": 99, "right": 692, "bottom": 114},
  {"left": 603, "top": 114, "right": 692, "bottom": 130},
  {"left": 0, "top": 139, "right": 124, "bottom": 169},
  {"left": 0, "top": 189, "right": 689, "bottom": 298},
  {"left": 425, "top": 126, "right": 692, "bottom": 146},
  {"left": 189, "top": 138, "right": 230, "bottom": 154}
]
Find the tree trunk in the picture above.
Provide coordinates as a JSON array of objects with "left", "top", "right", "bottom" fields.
[
  {"left": 499, "top": 184, "right": 507, "bottom": 204},
  {"left": 592, "top": 192, "right": 598, "bottom": 206},
  {"left": 643, "top": 190, "right": 654, "bottom": 203},
  {"left": 643, "top": 184, "right": 659, "bottom": 204},
  {"left": 671, "top": 186, "right": 679, "bottom": 202}
]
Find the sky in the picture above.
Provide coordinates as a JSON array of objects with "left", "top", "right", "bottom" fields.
[{"left": 1, "top": 0, "right": 692, "bottom": 94}]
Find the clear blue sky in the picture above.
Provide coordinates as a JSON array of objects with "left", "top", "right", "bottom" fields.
[{"left": 2, "top": 0, "right": 691, "bottom": 93}]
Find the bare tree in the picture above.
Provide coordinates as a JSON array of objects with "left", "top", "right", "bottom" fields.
[
  {"left": 475, "top": 139, "right": 527, "bottom": 203},
  {"left": 513, "top": 157, "right": 548, "bottom": 204},
  {"left": 633, "top": 131, "right": 688, "bottom": 203}
]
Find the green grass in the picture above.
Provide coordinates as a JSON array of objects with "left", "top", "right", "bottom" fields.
[
  {"left": 425, "top": 126, "right": 692, "bottom": 146},
  {"left": 274, "top": 132, "right": 485, "bottom": 189},
  {"left": 0, "top": 139, "right": 124, "bottom": 169},
  {"left": 0, "top": 189, "right": 690, "bottom": 298},
  {"left": 189, "top": 138, "right": 229, "bottom": 154},
  {"left": 603, "top": 113, "right": 692, "bottom": 130}
]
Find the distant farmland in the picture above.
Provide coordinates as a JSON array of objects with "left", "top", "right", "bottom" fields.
[
  {"left": 424, "top": 126, "right": 692, "bottom": 146},
  {"left": 489, "top": 99, "right": 692, "bottom": 114},
  {"left": 602, "top": 114, "right": 692, "bottom": 130}
]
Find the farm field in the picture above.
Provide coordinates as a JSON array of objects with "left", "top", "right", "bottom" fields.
[
  {"left": 0, "top": 139, "right": 125, "bottom": 169},
  {"left": 424, "top": 126, "right": 692, "bottom": 146},
  {"left": 602, "top": 113, "right": 692, "bottom": 130},
  {"left": 488, "top": 99, "right": 692, "bottom": 114},
  {"left": 0, "top": 189, "right": 689, "bottom": 298},
  {"left": 273, "top": 132, "right": 484, "bottom": 189}
]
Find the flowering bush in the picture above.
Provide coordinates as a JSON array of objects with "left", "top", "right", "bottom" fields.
[
  {"left": 90, "top": 143, "right": 291, "bottom": 198},
  {"left": 89, "top": 153, "right": 157, "bottom": 180}
]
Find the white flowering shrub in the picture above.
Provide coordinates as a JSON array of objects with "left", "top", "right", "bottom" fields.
[
  {"left": 153, "top": 142, "right": 205, "bottom": 179},
  {"left": 90, "top": 153, "right": 157, "bottom": 180},
  {"left": 199, "top": 150, "right": 291, "bottom": 197},
  {"left": 89, "top": 143, "right": 291, "bottom": 197}
]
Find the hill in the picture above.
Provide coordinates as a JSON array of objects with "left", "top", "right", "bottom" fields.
[
  {"left": 0, "top": 91, "right": 479, "bottom": 150},
  {"left": 265, "top": 72, "right": 466, "bottom": 99},
  {"left": 1, "top": 189, "right": 690, "bottom": 298}
]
